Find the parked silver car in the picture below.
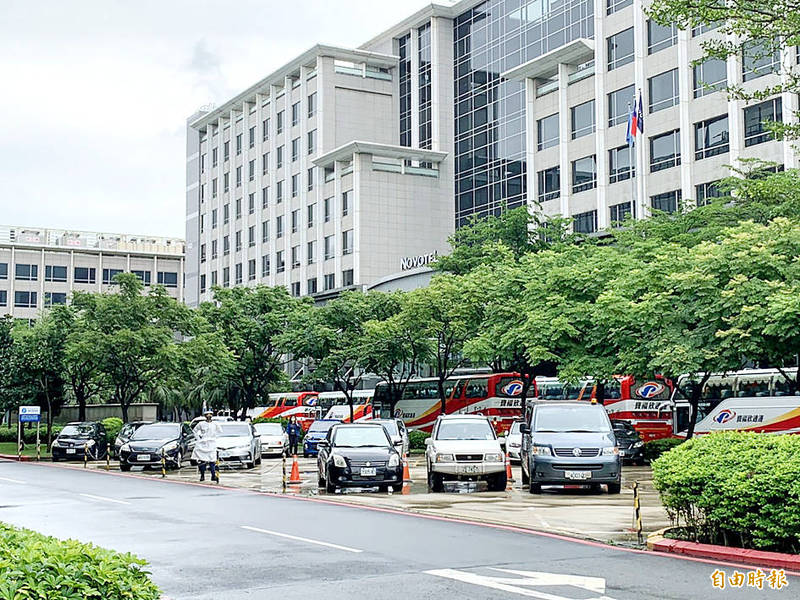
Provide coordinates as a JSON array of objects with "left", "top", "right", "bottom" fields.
[
  {"left": 216, "top": 422, "right": 262, "bottom": 468},
  {"left": 367, "top": 419, "right": 409, "bottom": 456},
  {"left": 506, "top": 420, "right": 524, "bottom": 464},
  {"left": 253, "top": 422, "right": 289, "bottom": 457}
]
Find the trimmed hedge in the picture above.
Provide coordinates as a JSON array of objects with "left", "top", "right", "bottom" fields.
[
  {"left": 0, "top": 521, "right": 160, "bottom": 599},
  {"left": 652, "top": 432, "right": 800, "bottom": 553},
  {"left": 643, "top": 437, "right": 683, "bottom": 462},
  {"left": 409, "top": 430, "right": 430, "bottom": 451},
  {"left": 0, "top": 425, "right": 63, "bottom": 444},
  {"left": 102, "top": 417, "right": 124, "bottom": 445}
]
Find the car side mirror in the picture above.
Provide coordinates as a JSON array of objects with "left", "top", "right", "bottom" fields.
[
  {"left": 318, "top": 440, "right": 329, "bottom": 448},
  {"left": 520, "top": 424, "right": 531, "bottom": 434},
  {"left": 394, "top": 440, "right": 403, "bottom": 447},
  {"left": 424, "top": 438, "right": 432, "bottom": 446}
]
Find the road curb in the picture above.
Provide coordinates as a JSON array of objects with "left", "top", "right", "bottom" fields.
[
  {"left": 647, "top": 528, "right": 800, "bottom": 571},
  {"left": 0, "top": 453, "right": 34, "bottom": 462}
]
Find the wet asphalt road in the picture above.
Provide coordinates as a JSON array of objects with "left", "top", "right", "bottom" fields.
[{"left": 0, "top": 459, "right": 796, "bottom": 599}]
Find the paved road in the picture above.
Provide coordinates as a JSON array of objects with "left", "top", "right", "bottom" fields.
[{"left": 0, "top": 460, "right": 795, "bottom": 599}]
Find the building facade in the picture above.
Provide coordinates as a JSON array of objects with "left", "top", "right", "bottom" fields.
[
  {"left": 185, "top": 0, "right": 796, "bottom": 303},
  {"left": 0, "top": 225, "right": 184, "bottom": 321}
]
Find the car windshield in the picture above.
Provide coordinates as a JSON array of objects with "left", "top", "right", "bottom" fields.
[
  {"left": 533, "top": 406, "right": 611, "bottom": 433},
  {"left": 436, "top": 420, "right": 495, "bottom": 441},
  {"left": 60, "top": 424, "right": 94, "bottom": 437},
  {"left": 375, "top": 421, "right": 398, "bottom": 436},
  {"left": 219, "top": 423, "right": 251, "bottom": 437},
  {"left": 509, "top": 421, "right": 522, "bottom": 435},
  {"left": 333, "top": 427, "right": 390, "bottom": 448},
  {"left": 254, "top": 423, "right": 283, "bottom": 435},
  {"left": 309, "top": 421, "right": 336, "bottom": 433},
  {"left": 131, "top": 423, "right": 179, "bottom": 440}
]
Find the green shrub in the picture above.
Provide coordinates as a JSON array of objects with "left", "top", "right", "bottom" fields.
[
  {"left": 644, "top": 437, "right": 683, "bottom": 462},
  {"left": 0, "top": 521, "right": 161, "bottom": 599},
  {"left": 408, "top": 430, "right": 430, "bottom": 451},
  {"left": 102, "top": 417, "right": 124, "bottom": 445},
  {"left": 652, "top": 432, "right": 800, "bottom": 553},
  {"left": 0, "top": 425, "right": 62, "bottom": 445}
]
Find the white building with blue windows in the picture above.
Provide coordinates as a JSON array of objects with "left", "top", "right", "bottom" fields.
[{"left": 184, "top": 0, "right": 795, "bottom": 305}]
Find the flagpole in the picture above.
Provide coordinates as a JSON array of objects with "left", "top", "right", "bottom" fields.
[{"left": 627, "top": 100, "right": 636, "bottom": 218}]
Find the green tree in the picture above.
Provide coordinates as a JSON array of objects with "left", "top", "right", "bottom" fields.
[{"left": 0, "top": 316, "right": 15, "bottom": 414}]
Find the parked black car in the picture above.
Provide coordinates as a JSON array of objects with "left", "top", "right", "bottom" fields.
[
  {"left": 611, "top": 420, "right": 645, "bottom": 465},
  {"left": 51, "top": 422, "right": 108, "bottom": 461},
  {"left": 317, "top": 423, "right": 403, "bottom": 493},
  {"left": 118, "top": 422, "right": 195, "bottom": 471},
  {"left": 113, "top": 421, "right": 151, "bottom": 457}
]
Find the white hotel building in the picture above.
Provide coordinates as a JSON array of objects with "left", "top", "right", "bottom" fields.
[{"left": 184, "top": 0, "right": 796, "bottom": 305}]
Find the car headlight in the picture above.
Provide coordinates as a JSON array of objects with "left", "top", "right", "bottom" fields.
[
  {"left": 85, "top": 439, "right": 96, "bottom": 447},
  {"left": 484, "top": 453, "right": 504, "bottom": 462},
  {"left": 52, "top": 440, "right": 62, "bottom": 448},
  {"left": 163, "top": 441, "right": 179, "bottom": 453},
  {"left": 509, "top": 441, "right": 521, "bottom": 448},
  {"left": 435, "top": 453, "right": 454, "bottom": 462},
  {"left": 602, "top": 446, "right": 620, "bottom": 455},
  {"left": 388, "top": 454, "right": 400, "bottom": 467},
  {"left": 531, "top": 446, "right": 552, "bottom": 456},
  {"left": 120, "top": 443, "right": 130, "bottom": 452},
  {"left": 633, "top": 441, "right": 644, "bottom": 448},
  {"left": 332, "top": 454, "right": 347, "bottom": 468}
]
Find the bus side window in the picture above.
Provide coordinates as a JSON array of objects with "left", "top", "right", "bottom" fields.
[
  {"left": 452, "top": 381, "right": 465, "bottom": 399},
  {"left": 466, "top": 379, "right": 488, "bottom": 399},
  {"left": 285, "top": 399, "right": 297, "bottom": 407}
]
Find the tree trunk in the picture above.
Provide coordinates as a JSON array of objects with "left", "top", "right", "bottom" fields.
[
  {"left": 437, "top": 378, "right": 447, "bottom": 416},
  {"left": 77, "top": 389, "right": 87, "bottom": 422},
  {"left": 685, "top": 373, "right": 711, "bottom": 440},
  {"left": 120, "top": 400, "right": 129, "bottom": 424},
  {"left": 519, "top": 372, "right": 534, "bottom": 424},
  {"left": 348, "top": 394, "right": 354, "bottom": 423}
]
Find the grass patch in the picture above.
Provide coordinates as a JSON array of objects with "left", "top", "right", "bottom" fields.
[{"left": 0, "top": 442, "right": 51, "bottom": 458}]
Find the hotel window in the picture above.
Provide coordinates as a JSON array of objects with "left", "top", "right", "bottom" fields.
[
  {"left": 262, "top": 118, "right": 269, "bottom": 141},
  {"left": 607, "top": 28, "right": 634, "bottom": 71},
  {"left": 211, "top": 239, "right": 218, "bottom": 259},
  {"left": 277, "top": 180, "right": 284, "bottom": 203},
  {"left": 276, "top": 250, "right": 285, "bottom": 273},
  {"left": 695, "top": 115, "right": 729, "bottom": 160},
  {"left": 291, "top": 282, "right": 301, "bottom": 297},
  {"left": 157, "top": 271, "right": 179, "bottom": 289},
  {"left": 307, "top": 129, "right": 316, "bottom": 154},
  {"left": 248, "top": 193, "right": 255, "bottom": 215},
  {"left": 277, "top": 146, "right": 284, "bottom": 169},
  {"left": 307, "top": 277, "right": 318, "bottom": 294},
  {"left": 262, "top": 187, "right": 269, "bottom": 209},
  {"left": 248, "top": 225, "right": 255, "bottom": 247},
  {"left": 609, "top": 201, "right": 633, "bottom": 224},
  {"left": 236, "top": 133, "right": 242, "bottom": 155},
  {"left": 277, "top": 110, "right": 284, "bottom": 134},
  {"left": 223, "top": 235, "right": 230, "bottom": 256},
  {"left": 696, "top": 180, "right": 723, "bottom": 206},
  {"left": 609, "top": 145, "right": 634, "bottom": 183},
  {"left": 571, "top": 155, "right": 597, "bottom": 193},
  {"left": 276, "top": 215, "right": 284, "bottom": 238},
  {"left": 262, "top": 152, "right": 269, "bottom": 175},
  {"left": 44, "top": 265, "right": 67, "bottom": 282},
  {"left": 649, "top": 69, "right": 679, "bottom": 113},
  {"left": 291, "top": 102, "right": 300, "bottom": 126},
  {"left": 307, "top": 92, "right": 316, "bottom": 118},
  {"left": 307, "top": 167, "right": 314, "bottom": 191},
  {"left": 537, "top": 166, "right": 560, "bottom": 202},
  {"left": 744, "top": 98, "right": 782, "bottom": 146},
  {"left": 342, "top": 230, "right": 353, "bottom": 255},
  {"left": 743, "top": 41, "right": 780, "bottom": 82},
  {"left": 608, "top": 85, "right": 635, "bottom": 127},
  {"left": 261, "top": 255, "right": 270, "bottom": 277},
  {"left": 248, "top": 160, "right": 255, "bottom": 181},
  {"left": 292, "top": 138, "right": 299, "bottom": 162},
  {"left": 212, "top": 208, "right": 218, "bottom": 229},
  {"left": 14, "top": 291, "right": 37, "bottom": 308},
  {"left": 647, "top": 20, "right": 677, "bottom": 54},
  {"left": 223, "top": 203, "right": 230, "bottom": 224},
  {"left": 324, "top": 273, "right": 335, "bottom": 291},
  {"left": 235, "top": 263, "right": 243, "bottom": 285},
  {"left": 324, "top": 235, "right": 334, "bottom": 260},
  {"left": 291, "top": 246, "right": 300, "bottom": 268},
  {"left": 324, "top": 197, "right": 332, "bottom": 222},
  {"left": 650, "top": 129, "right": 681, "bottom": 172},
  {"left": 262, "top": 221, "right": 269, "bottom": 243},
  {"left": 73, "top": 267, "right": 95, "bottom": 284},
  {"left": 572, "top": 210, "right": 597, "bottom": 234},
  {"left": 307, "top": 203, "right": 315, "bottom": 227},
  {"left": 537, "top": 114, "right": 559, "bottom": 150},
  {"left": 102, "top": 268, "right": 123, "bottom": 284},
  {"left": 651, "top": 189, "right": 682, "bottom": 213},
  {"left": 292, "top": 174, "right": 299, "bottom": 198},
  {"left": 133, "top": 270, "right": 151, "bottom": 285},
  {"left": 342, "top": 190, "right": 352, "bottom": 216},
  {"left": 291, "top": 209, "right": 299, "bottom": 233},
  {"left": 342, "top": 269, "right": 354, "bottom": 287},
  {"left": 693, "top": 58, "right": 726, "bottom": 98},
  {"left": 571, "top": 100, "right": 595, "bottom": 139},
  {"left": 307, "top": 240, "right": 315, "bottom": 264}
]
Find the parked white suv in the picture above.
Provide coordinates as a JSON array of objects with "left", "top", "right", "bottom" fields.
[{"left": 425, "top": 415, "right": 507, "bottom": 492}]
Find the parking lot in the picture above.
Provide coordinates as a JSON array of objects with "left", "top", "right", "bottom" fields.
[{"left": 69, "top": 454, "right": 669, "bottom": 544}]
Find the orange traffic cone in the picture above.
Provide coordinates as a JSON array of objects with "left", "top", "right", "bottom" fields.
[
  {"left": 402, "top": 453, "right": 412, "bottom": 483},
  {"left": 288, "top": 455, "right": 302, "bottom": 484},
  {"left": 506, "top": 453, "right": 514, "bottom": 490}
]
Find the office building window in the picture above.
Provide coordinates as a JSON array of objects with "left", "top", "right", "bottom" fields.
[
  {"left": 307, "top": 92, "right": 316, "bottom": 118},
  {"left": 307, "top": 203, "right": 315, "bottom": 228},
  {"left": 695, "top": 115, "right": 730, "bottom": 160},
  {"left": 571, "top": 100, "right": 595, "bottom": 139},
  {"left": 276, "top": 251, "right": 285, "bottom": 273},
  {"left": 16, "top": 264, "right": 38, "bottom": 281},
  {"left": 292, "top": 138, "right": 299, "bottom": 162},
  {"left": 744, "top": 98, "right": 782, "bottom": 146},
  {"left": 399, "top": 33, "right": 412, "bottom": 146},
  {"left": 133, "top": 270, "right": 151, "bottom": 285},
  {"left": 307, "top": 240, "right": 315, "bottom": 264},
  {"left": 651, "top": 190, "right": 682, "bottom": 213},
  {"left": 236, "top": 133, "right": 242, "bottom": 155},
  {"left": 537, "top": 114, "right": 559, "bottom": 150},
  {"left": 277, "top": 146, "right": 284, "bottom": 169},
  {"left": 235, "top": 197, "right": 242, "bottom": 220},
  {"left": 0, "top": 290, "right": 6, "bottom": 306},
  {"left": 573, "top": 210, "right": 597, "bottom": 234},
  {"left": 102, "top": 268, "right": 123, "bottom": 285},
  {"left": 223, "top": 266, "right": 230, "bottom": 287},
  {"left": 211, "top": 240, "right": 218, "bottom": 260},
  {"left": 211, "top": 271, "right": 218, "bottom": 287},
  {"left": 692, "top": 22, "right": 720, "bottom": 36},
  {"left": 277, "top": 180, "right": 283, "bottom": 203},
  {"left": 262, "top": 152, "right": 269, "bottom": 175},
  {"left": 324, "top": 235, "right": 334, "bottom": 260},
  {"left": 212, "top": 208, "right": 218, "bottom": 229},
  {"left": 44, "top": 292, "right": 67, "bottom": 307},
  {"left": 223, "top": 140, "right": 230, "bottom": 161},
  {"left": 650, "top": 129, "right": 681, "bottom": 172},
  {"left": 647, "top": 20, "right": 678, "bottom": 54},
  {"left": 291, "top": 209, "right": 299, "bottom": 233},
  {"left": 324, "top": 273, "right": 335, "bottom": 291},
  {"left": 224, "top": 172, "right": 230, "bottom": 193},
  {"left": 262, "top": 187, "right": 269, "bottom": 209},
  {"left": 276, "top": 215, "right": 284, "bottom": 238},
  {"left": 200, "top": 274, "right": 206, "bottom": 294},
  {"left": 307, "top": 277, "right": 318, "bottom": 295},
  {"left": 292, "top": 174, "right": 299, "bottom": 198},
  {"left": 262, "top": 118, "right": 269, "bottom": 141},
  {"left": 223, "top": 235, "right": 230, "bottom": 256},
  {"left": 608, "top": 85, "right": 635, "bottom": 127},
  {"left": 649, "top": 69, "right": 679, "bottom": 113},
  {"left": 212, "top": 148, "right": 218, "bottom": 167},
  {"left": 261, "top": 255, "right": 270, "bottom": 277},
  {"left": 262, "top": 220, "right": 269, "bottom": 243},
  {"left": 324, "top": 197, "right": 332, "bottom": 222},
  {"left": 291, "top": 246, "right": 300, "bottom": 268},
  {"left": 200, "top": 213, "right": 205, "bottom": 233},
  {"left": 248, "top": 193, "right": 255, "bottom": 215},
  {"left": 291, "top": 102, "right": 300, "bottom": 126},
  {"left": 235, "top": 263, "right": 243, "bottom": 285},
  {"left": 73, "top": 267, "right": 95, "bottom": 284},
  {"left": 571, "top": 155, "right": 597, "bottom": 193},
  {"left": 290, "top": 281, "right": 300, "bottom": 297},
  {"left": 248, "top": 126, "right": 255, "bottom": 148},
  {"left": 307, "top": 129, "right": 316, "bottom": 155},
  {"left": 44, "top": 265, "right": 67, "bottom": 282},
  {"left": 609, "top": 201, "right": 633, "bottom": 223},
  {"left": 307, "top": 167, "right": 314, "bottom": 191},
  {"left": 0, "top": 263, "right": 6, "bottom": 280},
  {"left": 157, "top": 271, "right": 178, "bottom": 288},
  {"left": 608, "top": 28, "right": 634, "bottom": 71},
  {"left": 223, "top": 203, "right": 230, "bottom": 224},
  {"left": 537, "top": 166, "right": 560, "bottom": 202},
  {"left": 743, "top": 41, "right": 780, "bottom": 81},
  {"left": 342, "top": 230, "right": 353, "bottom": 255},
  {"left": 342, "top": 190, "right": 352, "bottom": 216},
  {"left": 212, "top": 178, "right": 218, "bottom": 197},
  {"left": 200, "top": 244, "right": 206, "bottom": 263},
  {"left": 14, "top": 291, "right": 37, "bottom": 308},
  {"left": 607, "top": 0, "right": 632, "bottom": 14},
  {"left": 277, "top": 110, "right": 284, "bottom": 134},
  {"left": 693, "top": 58, "right": 727, "bottom": 98},
  {"left": 342, "top": 269, "right": 354, "bottom": 287},
  {"left": 248, "top": 225, "right": 256, "bottom": 247},
  {"left": 200, "top": 184, "right": 205, "bottom": 203},
  {"left": 696, "top": 180, "right": 723, "bottom": 206},
  {"left": 248, "top": 160, "right": 255, "bottom": 181},
  {"left": 609, "top": 145, "right": 635, "bottom": 183},
  {"left": 418, "top": 22, "right": 433, "bottom": 149}
]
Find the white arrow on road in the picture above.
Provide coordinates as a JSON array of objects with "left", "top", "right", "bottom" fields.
[{"left": 425, "top": 567, "right": 618, "bottom": 600}]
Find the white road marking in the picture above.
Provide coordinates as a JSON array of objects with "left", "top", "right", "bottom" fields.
[
  {"left": 0, "top": 476, "right": 26, "bottom": 484},
  {"left": 241, "top": 525, "right": 362, "bottom": 553},
  {"left": 425, "top": 568, "right": 617, "bottom": 600},
  {"left": 79, "top": 493, "right": 131, "bottom": 505}
]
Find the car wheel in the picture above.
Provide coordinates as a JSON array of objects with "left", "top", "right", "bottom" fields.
[
  {"left": 488, "top": 472, "right": 508, "bottom": 492},
  {"left": 190, "top": 459, "right": 197, "bottom": 466},
  {"left": 607, "top": 481, "right": 622, "bottom": 494},
  {"left": 635, "top": 456, "right": 646, "bottom": 466},
  {"left": 392, "top": 482, "right": 403, "bottom": 493},
  {"left": 120, "top": 463, "right": 131, "bottom": 472},
  {"left": 174, "top": 451, "right": 183, "bottom": 469},
  {"left": 318, "top": 475, "right": 325, "bottom": 487},
  {"left": 590, "top": 483, "right": 603, "bottom": 493},
  {"left": 428, "top": 469, "right": 444, "bottom": 493},
  {"left": 520, "top": 463, "right": 530, "bottom": 485},
  {"left": 325, "top": 476, "right": 337, "bottom": 493},
  {"left": 51, "top": 456, "right": 58, "bottom": 462},
  {"left": 529, "top": 482, "right": 542, "bottom": 494},
  {"left": 255, "top": 454, "right": 262, "bottom": 466}
]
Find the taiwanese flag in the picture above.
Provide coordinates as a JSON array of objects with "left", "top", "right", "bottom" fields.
[{"left": 626, "top": 107, "right": 636, "bottom": 146}]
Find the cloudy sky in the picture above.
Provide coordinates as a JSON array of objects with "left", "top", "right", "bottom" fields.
[{"left": 0, "top": 0, "right": 433, "bottom": 238}]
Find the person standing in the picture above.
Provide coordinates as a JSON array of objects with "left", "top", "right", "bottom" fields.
[
  {"left": 286, "top": 417, "right": 301, "bottom": 457},
  {"left": 192, "top": 410, "right": 222, "bottom": 482}
]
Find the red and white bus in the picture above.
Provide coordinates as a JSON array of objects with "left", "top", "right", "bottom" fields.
[
  {"left": 254, "top": 391, "right": 320, "bottom": 430},
  {"left": 371, "top": 373, "right": 531, "bottom": 434},
  {"left": 318, "top": 390, "right": 374, "bottom": 423},
  {"left": 535, "top": 375, "right": 675, "bottom": 441},
  {"left": 672, "top": 369, "right": 800, "bottom": 436}
]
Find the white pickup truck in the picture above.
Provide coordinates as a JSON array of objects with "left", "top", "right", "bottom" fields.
[{"left": 425, "top": 414, "right": 507, "bottom": 492}]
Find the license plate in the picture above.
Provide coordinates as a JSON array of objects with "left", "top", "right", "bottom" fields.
[
  {"left": 138, "top": 454, "right": 151, "bottom": 462},
  {"left": 360, "top": 467, "right": 376, "bottom": 477},
  {"left": 457, "top": 464, "right": 481, "bottom": 474},
  {"left": 565, "top": 470, "right": 591, "bottom": 480},
  {"left": 66, "top": 449, "right": 76, "bottom": 455}
]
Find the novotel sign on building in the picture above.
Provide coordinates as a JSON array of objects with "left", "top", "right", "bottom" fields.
[{"left": 400, "top": 251, "right": 438, "bottom": 271}]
